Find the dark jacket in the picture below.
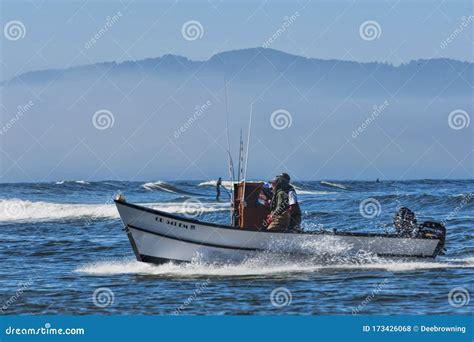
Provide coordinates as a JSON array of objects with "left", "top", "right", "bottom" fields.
[{"left": 270, "top": 185, "right": 289, "bottom": 217}]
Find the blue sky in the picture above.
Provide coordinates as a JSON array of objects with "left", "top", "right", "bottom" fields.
[
  {"left": 1, "top": 0, "right": 472, "bottom": 81},
  {"left": 0, "top": 1, "right": 472, "bottom": 182}
]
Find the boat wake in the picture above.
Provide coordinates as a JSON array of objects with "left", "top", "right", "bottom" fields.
[
  {"left": 76, "top": 256, "right": 474, "bottom": 277},
  {"left": 0, "top": 199, "right": 228, "bottom": 223}
]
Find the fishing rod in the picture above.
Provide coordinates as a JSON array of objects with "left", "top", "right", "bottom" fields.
[
  {"left": 224, "top": 79, "right": 235, "bottom": 225},
  {"left": 241, "top": 103, "right": 254, "bottom": 210},
  {"left": 237, "top": 129, "right": 244, "bottom": 182}
]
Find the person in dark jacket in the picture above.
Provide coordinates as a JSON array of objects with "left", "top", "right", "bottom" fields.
[
  {"left": 278, "top": 173, "right": 302, "bottom": 231},
  {"left": 266, "top": 177, "right": 290, "bottom": 231},
  {"left": 216, "top": 177, "right": 222, "bottom": 201}
]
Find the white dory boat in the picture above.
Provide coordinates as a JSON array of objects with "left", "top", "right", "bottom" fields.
[{"left": 114, "top": 182, "right": 446, "bottom": 264}]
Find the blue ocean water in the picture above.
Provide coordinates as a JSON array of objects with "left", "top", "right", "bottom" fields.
[{"left": 0, "top": 179, "right": 472, "bottom": 315}]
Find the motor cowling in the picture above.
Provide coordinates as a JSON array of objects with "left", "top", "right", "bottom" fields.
[
  {"left": 418, "top": 221, "right": 446, "bottom": 255},
  {"left": 394, "top": 207, "right": 446, "bottom": 255},
  {"left": 418, "top": 221, "right": 446, "bottom": 240}
]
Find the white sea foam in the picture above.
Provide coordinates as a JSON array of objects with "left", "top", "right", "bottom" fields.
[
  {"left": 55, "top": 180, "right": 90, "bottom": 185},
  {"left": 0, "top": 199, "right": 228, "bottom": 222},
  {"left": 75, "top": 256, "right": 474, "bottom": 277}
]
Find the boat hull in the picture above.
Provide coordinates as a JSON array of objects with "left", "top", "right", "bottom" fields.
[{"left": 115, "top": 200, "right": 442, "bottom": 264}]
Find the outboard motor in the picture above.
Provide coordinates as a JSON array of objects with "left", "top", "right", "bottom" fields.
[
  {"left": 418, "top": 221, "right": 446, "bottom": 255},
  {"left": 394, "top": 207, "right": 447, "bottom": 255},
  {"left": 393, "top": 207, "right": 418, "bottom": 237}
]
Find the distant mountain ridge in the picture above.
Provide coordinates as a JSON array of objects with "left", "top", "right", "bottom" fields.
[{"left": 2, "top": 48, "right": 472, "bottom": 98}]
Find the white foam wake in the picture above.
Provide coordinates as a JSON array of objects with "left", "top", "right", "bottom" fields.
[
  {"left": 0, "top": 199, "right": 229, "bottom": 223},
  {"left": 75, "top": 256, "right": 474, "bottom": 277}
]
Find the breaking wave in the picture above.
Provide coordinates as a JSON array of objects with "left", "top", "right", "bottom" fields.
[
  {"left": 55, "top": 180, "right": 90, "bottom": 185},
  {"left": 141, "top": 181, "right": 198, "bottom": 195},
  {"left": 198, "top": 180, "right": 236, "bottom": 190},
  {"left": 320, "top": 181, "right": 347, "bottom": 190},
  {"left": 0, "top": 199, "right": 229, "bottom": 222},
  {"left": 296, "top": 190, "right": 336, "bottom": 195}
]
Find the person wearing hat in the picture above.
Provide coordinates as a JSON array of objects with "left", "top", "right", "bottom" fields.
[
  {"left": 266, "top": 176, "right": 291, "bottom": 231},
  {"left": 279, "top": 173, "right": 302, "bottom": 232}
]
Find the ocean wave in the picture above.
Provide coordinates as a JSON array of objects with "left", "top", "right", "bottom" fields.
[
  {"left": 320, "top": 181, "right": 347, "bottom": 190},
  {"left": 198, "top": 180, "right": 236, "bottom": 190},
  {"left": 141, "top": 181, "right": 198, "bottom": 195},
  {"left": 76, "top": 256, "right": 474, "bottom": 277},
  {"left": 55, "top": 180, "right": 90, "bottom": 185},
  {"left": 0, "top": 199, "right": 229, "bottom": 223},
  {"left": 296, "top": 190, "right": 336, "bottom": 195}
]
